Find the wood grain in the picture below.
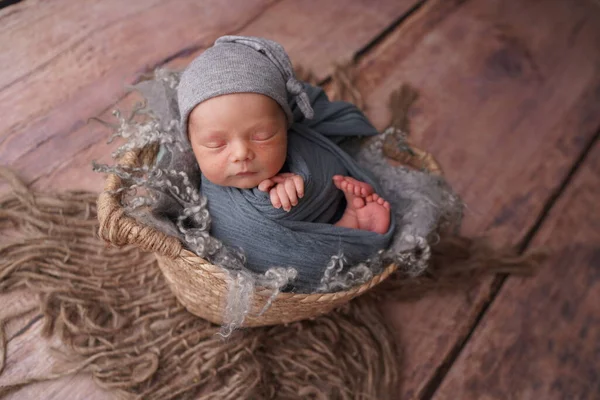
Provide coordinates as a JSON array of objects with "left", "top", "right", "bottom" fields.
[
  {"left": 4, "top": 374, "right": 113, "bottom": 400},
  {"left": 0, "top": 1, "right": 422, "bottom": 398},
  {"left": 0, "top": 0, "right": 277, "bottom": 164},
  {"left": 1, "top": 319, "right": 113, "bottom": 400},
  {"left": 241, "top": 0, "right": 423, "bottom": 80},
  {"left": 432, "top": 141, "right": 600, "bottom": 400},
  {"left": 350, "top": 0, "right": 600, "bottom": 398},
  {"left": 27, "top": 0, "right": 600, "bottom": 397},
  {"left": 0, "top": 0, "right": 421, "bottom": 191},
  {"left": 0, "top": 0, "right": 162, "bottom": 89},
  {"left": 2, "top": 0, "right": 599, "bottom": 398}
]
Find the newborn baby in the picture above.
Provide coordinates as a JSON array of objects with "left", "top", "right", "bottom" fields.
[
  {"left": 187, "top": 91, "right": 391, "bottom": 234},
  {"left": 177, "top": 35, "right": 395, "bottom": 290}
]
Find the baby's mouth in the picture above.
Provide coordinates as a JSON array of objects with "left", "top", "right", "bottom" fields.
[{"left": 236, "top": 171, "right": 256, "bottom": 176}]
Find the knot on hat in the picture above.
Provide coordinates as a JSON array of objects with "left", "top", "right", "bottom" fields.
[
  {"left": 287, "top": 78, "right": 314, "bottom": 120},
  {"left": 286, "top": 77, "right": 303, "bottom": 95}
]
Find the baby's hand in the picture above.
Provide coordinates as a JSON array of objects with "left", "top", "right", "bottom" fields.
[{"left": 258, "top": 173, "right": 304, "bottom": 212}]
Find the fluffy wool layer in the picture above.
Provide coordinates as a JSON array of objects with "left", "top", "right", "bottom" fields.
[{"left": 93, "top": 68, "right": 463, "bottom": 328}]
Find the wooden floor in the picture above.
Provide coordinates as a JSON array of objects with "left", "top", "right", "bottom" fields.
[{"left": 1, "top": 0, "right": 599, "bottom": 398}]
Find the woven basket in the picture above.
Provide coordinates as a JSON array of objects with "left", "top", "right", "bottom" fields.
[{"left": 97, "top": 139, "right": 442, "bottom": 327}]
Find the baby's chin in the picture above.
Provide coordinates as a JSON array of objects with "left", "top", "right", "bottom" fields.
[
  {"left": 231, "top": 178, "right": 262, "bottom": 189},
  {"left": 207, "top": 173, "right": 266, "bottom": 189}
]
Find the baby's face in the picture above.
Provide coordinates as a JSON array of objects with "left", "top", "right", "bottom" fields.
[{"left": 188, "top": 93, "right": 288, "bottom": 189}]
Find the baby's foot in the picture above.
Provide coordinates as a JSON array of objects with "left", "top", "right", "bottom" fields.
[
  {"left": 333, "top": 175, "right": 391, "bottom": 234},
  {"left": 332, "top": 175, "right": 374, "bottom": 198}
]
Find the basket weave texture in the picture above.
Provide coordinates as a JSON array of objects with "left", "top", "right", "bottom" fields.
[{"left": 97, "top": 141, "right": 442, "bottom": 327}]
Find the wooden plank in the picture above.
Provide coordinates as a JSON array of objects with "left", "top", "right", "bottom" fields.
[
  {"left": 4, "top": 375, "right": 113, "bottom": 400},
  {"left": 1, "top": 319, "right": 113, "bottom": 400},
  {"left": 241, "top": 0, "right": 423, "bottom": 79},
  {"left": 4, "top": 0, "right": 600, "bottom": 398},
  {"left": 348, "top": 0, "right": 600, "bottom": 398},
  {"left": 1, "top": 0, "right": 421, "bottom": 191},
  {"left": 0, "top": 1, "right": 423, "bottom": 398},
  {"left": 24, "top": 1, "right": 600, "bottom": 398},
  {"left": 0, "top": 290, "right": 39, "bottom": 341},
  {"left": 0, "top": 0, "right": 277, "bottom": 164},
  {"left": 432, "top": 141, "right": 600, "bottom": 400},
  {"left": 6, "top": 2, "right": 600, "bottom": 399},
  {"left": 2, "top": 320, "right": 72, "bottom": 388},
  {"left": 0, "top": 0, "right": 162, "bottom": 90}
]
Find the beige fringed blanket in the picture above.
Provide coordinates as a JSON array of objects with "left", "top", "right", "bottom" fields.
[
  {"left": 0, "top": 65, "right": 544, "bottom": 399},
  {"left": 0, "top": 166, "right": 542, "bottom": 400}
]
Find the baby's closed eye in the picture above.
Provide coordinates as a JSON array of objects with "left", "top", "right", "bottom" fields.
[
  {"left": 252, "top": 131, "right": 277, "bottom": 141},
  {"left": 202, "top": 140, "right": 227, "bottom": 149}
]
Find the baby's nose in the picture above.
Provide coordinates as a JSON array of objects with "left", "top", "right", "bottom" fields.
[{"left": 230, "top": 141, "right": 253, "bottom": 162}]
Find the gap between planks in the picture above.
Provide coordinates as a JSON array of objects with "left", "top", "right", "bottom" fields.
[
  {"left": 0, "top": 0, "right": 22, "bottom": 11},
  {"left": 420, "top": 127, "right": 600, "bottom": 400}
]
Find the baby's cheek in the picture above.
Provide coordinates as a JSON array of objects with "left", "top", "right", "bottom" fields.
[
  {"left": 196, "top": 153, "right": 228, "bottom": 184},
  {"left": 260, "top": 147, "right": 286, "bottom": 173}
]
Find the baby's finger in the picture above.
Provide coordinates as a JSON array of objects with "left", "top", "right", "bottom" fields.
[
  {"left": 277, "top": 184, "right": 292, "bottom": 211},
  {"left": 270, "top": 173, "right": 295, "bottom": 184},
  {"left": 284, "top": 179, "right": 299, "bottom": 206},
  {"left": 270, "top": 188, "right": 281, "bottom": 209},
  {"left": 258, "top": 179, "right": 275, "bottom": 192},
  {"left": 292, "top": 175, "right": 304, "bottom": 198}
]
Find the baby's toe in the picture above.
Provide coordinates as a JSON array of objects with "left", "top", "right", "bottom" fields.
[
  {"left": 332, "top": 175, "right": 344, "bottom": 185},
  {"left": 352, "top": 197, "right": 365, "bottom": 209}
]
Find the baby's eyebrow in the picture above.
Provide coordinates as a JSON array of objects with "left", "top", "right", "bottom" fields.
[
  {"left": 199, "top": 130, "right": 227, "bottom": 140},
  {"left": 246, "top": 119, "right": 279, "bottom": 132}
]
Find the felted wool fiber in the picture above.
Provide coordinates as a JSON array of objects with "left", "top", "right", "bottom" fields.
[
  {"left": 97, "top": 67, "right": 461, "bottom": 294},
  {"left": 92, "top": 66, "right": 467, "bottom": 330}
]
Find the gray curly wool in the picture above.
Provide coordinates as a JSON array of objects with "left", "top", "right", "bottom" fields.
[
  {"left": 357, "top": 128, "right": 462, "bottom": 252},
  {"left": 315, "top": 128, "right": 462, "bottom": 291},
  {"left": 93, "top": 68, "right": 462, "bottom": 328}
]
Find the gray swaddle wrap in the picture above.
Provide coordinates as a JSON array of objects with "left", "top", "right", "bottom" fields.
[
  {"left": 173, "top": 35, "right": 394, "bottom": 290},
  {"left": 201, "top": 84, "right": 395, "bottom": 290}
]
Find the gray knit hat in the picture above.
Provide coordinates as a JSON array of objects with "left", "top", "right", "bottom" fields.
[{"left": 177, "top": 35, "right": 314, "bottom": 140}]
